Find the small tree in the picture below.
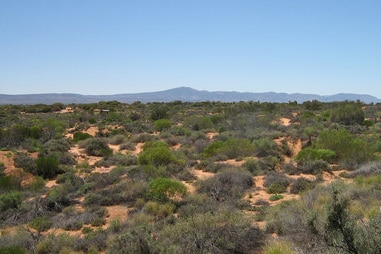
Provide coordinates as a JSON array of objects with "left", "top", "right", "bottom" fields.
[
  {"left": 35, "top": 155, "right": 60, "bottom": 179},
  {"left": 331, "top": 103, "right": 364, "bottom": 125}
]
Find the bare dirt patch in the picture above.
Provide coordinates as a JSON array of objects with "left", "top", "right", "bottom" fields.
[
  {"left": 216, "top": 159, "right": 245, "bottom": 167},
  {"left": 103, "top": 205, "right": 130, "bottom": 229},
  {"left": 279, "top": 117, "right": 291, "bottom": 126},
  {"left": 0, "top": 151, "right": 15, "bottom": 174},
  {"left": 132, "top": 142, "right": 144, "bottom": 156},
  {"left": 190, "top": 168, "right": 215, "bottom": 180},
  {"left": 109, "top": 144, "right": 121, "bottom": 153},
  {"left": 46, "top": 179, "right": 58, "bottom": 188},
  {"left": 84, "top": 126, "right": 99, "bottom": 136},
  {"left": 206, "top": 132, "right": 218, "bottom": 140},
  {"left": 92, "top": 166, "right": 116, "bottom": 173}
]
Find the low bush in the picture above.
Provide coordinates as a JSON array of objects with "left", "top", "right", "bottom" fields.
[
  {"left": 14, "top": 152, "right": 37, "bottom": 174},
  {"left": 197, "top": 168, "right": 253, "bottom": 201},
  {"left": 290, "top": 177, "right": 315, "bottom": 194},
  {"left": 29, "top": 216, "right": 52, "bottom": 232},
  {"left": 298, "top": 159, "right": 330, "bottom": 174},
  {"left": 0, "top": 191, "right": 23, "bottom": 212},
  {"left": 95, "top": 153, "right": 137, "bottom": 167},
  {"left": 35, "top": 155, "right": 61, "bottom": 179},
  {"left": 263, "top": 240, "right": 294, "bottom": 254},
  {"left": 157, "top": 210, "right": 265, "bottom": 253},
  {"left": 73, "top": 131, "right": 92, "bottom": 143},
  {"left": 264, "top": 173, "right": 290, "bottom": 194},
  {"left": 143, "top": 201, "right": 175, "bottom": 220},
  {"left": 202, "top": 138, "right": 253, "bottom": 160},
  {"left": 154, "top": 119, "right": 172, "bottom": 131},
  {"left": 80, "top": 138, "right": 113, "bottom": 157},
  {"left": 138, "top": 141, "right": 177, "bottom": 167},
  {"left": 146, "top": 177, "right": 187, "bottom": 202}
]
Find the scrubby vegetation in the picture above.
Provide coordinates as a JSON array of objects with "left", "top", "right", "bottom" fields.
[{"left": 0, "top": 100, "right": 381, "bottom": 253}]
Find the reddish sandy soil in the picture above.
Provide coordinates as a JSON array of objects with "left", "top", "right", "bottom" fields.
[
  {"left": 206, "top": 132, "right": 218, "bottom": 140},
  {"left": 103, "top": 205, "right": 131, "bottom": 229},
  {"left": 279, "top": 117, "right": 292, "bottom": 126},
  {"left": 132, "top": 142, "right": 144, "bottom": 156},
  {"left": 215, "top": 159, "right": 245, "bottom": 167},
  {"left": 0, "top": 151, "right": 15, "bottom": 174}
]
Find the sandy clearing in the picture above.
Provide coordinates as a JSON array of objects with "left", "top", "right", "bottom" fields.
[
  {"left": 279, "top": 118, "right": 291, "bottom": 126},
  {"left": 206, "top": 132, "right": 218, "bottom": 140},
  {"left": 182, "top": 181, "right": 196, "bottom": 194},
  {"left": 84, "top": 126, "right": 99, "bottom": 136},
  {"left": 103, "top": 205, "right": 130, "bottom": 229},
  {"left": 92, "top": 166, "right": 116, "bottom": 173},
  {"left": 0, "top": 151, "right": 15, "bottom": 174},
  {"left": 109, "top": 144, "right": 120, "bottom": 153},
  {"left": 215, "top": 159, "right": 245, "bottom": 167},
  {"left": 132, "top": 142, "right": 144, "bottom": 156},
  {"left": 45, "top": 180, "right": 58, "bottom": 188},
  {"left": 190, "top": 168, "right": 215, "bottom": 180}
]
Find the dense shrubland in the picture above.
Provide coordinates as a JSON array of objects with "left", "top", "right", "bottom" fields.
[{"left": 0, "top": 100, "right": 381, "bottom": 253}]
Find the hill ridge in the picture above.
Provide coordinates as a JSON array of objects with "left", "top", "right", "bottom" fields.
[{"left": 0, "top": 87, "right": 379, "bottom": 104}]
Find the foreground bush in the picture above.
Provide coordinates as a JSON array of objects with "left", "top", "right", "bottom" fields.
[{"left": 157, "top": 210, "right": 265, "bottom": 253}]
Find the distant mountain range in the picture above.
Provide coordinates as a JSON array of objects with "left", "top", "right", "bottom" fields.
[{"left": 0, "top": 87, "right": 380, "bottom": 105}]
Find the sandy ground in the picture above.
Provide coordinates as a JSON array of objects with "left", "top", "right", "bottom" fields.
[
  {"left": 279, "top": 118, "right": 291, "bottom": 126},
  {"left": 0, "top": 151, "right": 15, "bottom": 174},
  {"left": 103, "top": 205, "right": 130, "bottom": 229},
  {"left": 206, "top": 132, "right": 218, "bottom": 140}
]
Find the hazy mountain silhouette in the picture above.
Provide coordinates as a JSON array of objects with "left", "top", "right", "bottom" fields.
[{"left": 0, "top": 87, "right": 379, "bottom": 104}]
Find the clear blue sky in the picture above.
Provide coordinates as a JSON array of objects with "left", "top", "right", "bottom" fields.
[{"left": 1, "top": 1, "right": 380, "bottom": 97}]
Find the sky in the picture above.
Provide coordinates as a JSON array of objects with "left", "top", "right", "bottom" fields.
[{"left": 1, "top": 1, "right": 381, "bottom": 97}]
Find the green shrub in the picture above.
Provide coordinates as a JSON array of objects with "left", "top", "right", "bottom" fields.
[
  {"left": 298, "top": 159, "right": 330, "bottom": 174},
  {"left": 243, "top": 159, "right": 262, "bottom": 175},
  {"left": 109, "top": 219, "right": 122, "bottom": 233},
  {"left": 264, "top": 241, "right": 295, "bottom": 254},
  {"left": 108, "top": 134, "right": 126, "bottom": 145},
  {"left": 184, "top": 116, "right": 214, "bottom": 130},
  {"left": 197, "top": 168, "right": 253, "bottom": 201},
  {"left": 0, "top": 162, "right": 4, "bottom": 175},
  {"left": 0, "top": 191, "right": 22, "bottom": 212},
  {"left": 315, "top": 129, "right": 371, "bottom": 168},
  {"left": 29, "top": 217, "right": 52, "bottom": 232},
  {"left": 295, "top": 148, "right": 336, "bottom": 164},
  {"left": 14, "top": 152, "right": 37, "bottom": 174},
  {"left": 150, "top": 105, "right": 168, "bottom": 120},
  {"left": 290, "top": 177, "right": 315, "bottom": 194},
  {"left": 138, "top": 141, "right": 177, "bottom": 167},
  {"left": 35, "top": 155, "right": 60, "bottom": 179},
  {"left": 146, "top": 177, "right": 187, "bottom": 202},
  {"left": 154, "top": 119, "right": 172, "bottom": 131},
  {"left": 253, "top": 138, "right": 279, "bottom": 157},
  {"left": 269, "top": 194, "right": 284, "bottom": 201},
  {"left": 331, "top": 102, "right": 364, "bottom": 125},
  {"left": 0, "top": 175, "right": 21, "bottom": 191},
  {"left": 90, "top": 217, "right": 106, "bottom": 227},
  {"left": 0, "top": 246, "right": 28, "bottom": 254},
  {"left": 264, "top": 173, "right": 290, "bottom": 194},
  {"left": 81, "top": 138, "right": 113, "bottom": 157},
  {"left": 143, "top": 201, "right": 175, "bottom": 219},
  {"left": 157, "top": 210, "right": 265, "bottom": 253},
  {"left": 202, "top": 138, "right": 253, "bottom": 159}
]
